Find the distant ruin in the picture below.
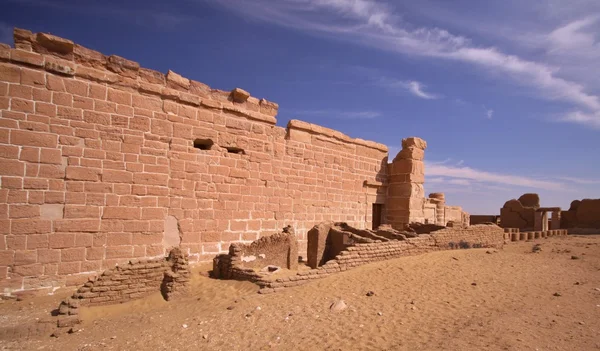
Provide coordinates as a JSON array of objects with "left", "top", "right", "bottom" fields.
[
  {"left": 493, "top": 193, "right": 600, "bottom": 234},
  {"left": 0, "top": 27, "right": 464, "bottom": 295}
]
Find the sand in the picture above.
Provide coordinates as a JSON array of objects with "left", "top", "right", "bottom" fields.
[{"left": 1, "top": 235, "right": 599, "bottom": 351}]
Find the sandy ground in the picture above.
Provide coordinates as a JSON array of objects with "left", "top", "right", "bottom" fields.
[{"left": 1, "top": 235, "right": 599, "bottom": 351}]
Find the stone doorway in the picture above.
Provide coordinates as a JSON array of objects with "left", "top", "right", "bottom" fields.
[{"left": 372, "top": 204, "right": 384, "bottom": 230}]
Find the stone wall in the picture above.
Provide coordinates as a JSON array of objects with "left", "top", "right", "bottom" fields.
[
  {"left": 0, "top": 28, "right": 388, "bottom": 294},
  {"left": 422, "top": 197, "right": 469, "bottom": 227},
  {"left": 388, "top": 142, "right": 469, "bottom": 229},
  {"left": 499, "top": 194, "right": 540, "bottom": 230},
  {"left": 212, "top": 226, "right": 298, "bottom": 278},
  {"left": 561, "top": 199, "right": 600, "bottom": 230}
]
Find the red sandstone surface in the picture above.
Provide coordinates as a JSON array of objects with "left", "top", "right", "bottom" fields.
[{"left": 1, "top": 235, "right": 599, "bottom": 350}]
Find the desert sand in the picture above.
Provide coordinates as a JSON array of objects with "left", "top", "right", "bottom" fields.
[{"left": 1, "top": 235, "right": 599, "bottom": 351}]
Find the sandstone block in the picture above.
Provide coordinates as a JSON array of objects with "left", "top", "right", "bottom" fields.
[
  {"left": 10, "top": 49, "right": 44, "bottom": 67},
  {"left": 401, "top": 137, "right": 427, "bottom": 150},
  {"left": 231, "top": 88, "right": 250, "bottom": 102},
  {"left": 34, "top": 32, "right": 74, "bottom": 58},
  {"left": 166, "top": 70, "right": 190, "bottom": 90},
  {"left": 106, "top": 55, "right": 139, "bottom": 79},
  {"left": 396, "top": 147, "right": 424, "bottom": 161}
]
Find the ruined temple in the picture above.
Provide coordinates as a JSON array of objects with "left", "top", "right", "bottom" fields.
[
  {"left": 497, "top": 193, "right": 600, "bottom": 234},
  {"left": 0, "top": 28, "right": 468, "bottom": 295}
]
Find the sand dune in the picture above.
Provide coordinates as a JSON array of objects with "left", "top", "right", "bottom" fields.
[{"left": 1, "top": 235, "right": 599, "bottom": 351}]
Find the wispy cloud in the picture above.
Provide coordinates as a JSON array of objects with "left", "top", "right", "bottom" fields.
[
  {"left": 486, "top": 109, "right": 494, "bottom": 119},
  {"left": 547, "top": 15, "right": 600, "bottom": 55},
  {"left": 209, "top": 0, "right": 600, "bottom": 129},
  {"left": 560, "top": 110, "right": 600, "bottom": 129},
  {"left": 345, "top": 65, "right": 441, "bottom": 100},
  {"left": 407, "top": 81, "right": 439, "bottom": 99},
  {"left": 377, "top": 77, "right": 440, "bottom": 99},
  {"left": 289, "top": 109, "right": 381, "bottom": 119},
  {"left": 554, "top": 176, "right": 600, "bottom": 185},
  {"left": 448, "top": 178, "right": 471, "bottom": 186},
  {"left": 425, "top": 162, "right": 563, "bottom": 190}
]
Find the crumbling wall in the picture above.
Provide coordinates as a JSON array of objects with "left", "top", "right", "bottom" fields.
[
  {"left": 387, "top": 138, "right": 427, "bottom": 229},
  {"left": 499, "top": 194, "right": 539, "bottom": 230},
  {"left": 561, "top": 199, "right": 600, "bottom": 231},
  {"left": 215, "top": 222, "right": 505, "bottom": 293},
  {"left": 212, "top": 227, "right": 298, "bottom": 279},
  {"left": 55, "top": 247, "right": 189, "bottom": 328},
  {"left": 444, "top": 206, "right": 464, "bottom": 226},
  {"left": 306, "top": 221, "right": 408, "bottom": 269},
  {"left": 0, "top": 28, "right": 388, "bottom": 294}
]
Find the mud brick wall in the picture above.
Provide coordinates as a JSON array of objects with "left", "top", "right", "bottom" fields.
[
  {"left": 215, "top": 224, "right": 505, "bottom": 294},
  {"left": 230, "top": 230, "right": 298, "bottom": 270},
  {"left": 55, "top": 248, "right": 190, "bottom": 328},
  {"left": 212, "top": 229, "right": 298, "bottom": 279},
  {"left": 561, "top": 199, "right": 600, "bottom": 230},
  {"left": 429, "top": 224, "right": 505, "bottom": 248},
  {"left": 0, "top": 28, "right": 388, "bottom": 294}
]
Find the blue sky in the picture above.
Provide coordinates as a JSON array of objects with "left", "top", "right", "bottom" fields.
[{"left": 2, "top": 0, "right": 599, "bottom": 214}]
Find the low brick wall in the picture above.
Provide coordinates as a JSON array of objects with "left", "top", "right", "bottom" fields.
[
  {"left": 213, "top": 228, "right": 298, "bottom": 279},
  {"left": 55, "top": 248, "right": 189, "bottom": 329},
  {"left": 214, "top": 223, "right": 505, "bottom": 293}
]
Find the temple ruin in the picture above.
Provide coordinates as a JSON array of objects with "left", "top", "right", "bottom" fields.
[
  {"left": 494, "top": 193, "right": 600, "bottom": 234},
  {"left": 0, "top": 27, "right": 480, "bottom": 296}
]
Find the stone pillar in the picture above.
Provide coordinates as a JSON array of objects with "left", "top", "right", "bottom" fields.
[
  {"left": 386, "top": 137, "right": 427, "bottom": 230},
  {"left": 542, "top": 212, "right": 549, "bottom": 231},
  {"left": 429, "top": 193, "right": 446, "bottom": 226},
  {"left": 534, "top": 212, "right": 543, "bottom": 231},
  {"left": 551, "top": 211, "right": 561, "bottom": 230}
]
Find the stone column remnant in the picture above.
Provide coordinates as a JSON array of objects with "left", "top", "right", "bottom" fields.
[
  {"left": 386, "top": 137, "right": 427, "bottom": 230},
  {"left": 551, "top": 211, "right": 561, "bottom": 230},
  {"left": 429, "top": 193, "right": 446, "bottom": 226},
  {"left": 534, "top": 212, "right": 542, "bottom": 231}
]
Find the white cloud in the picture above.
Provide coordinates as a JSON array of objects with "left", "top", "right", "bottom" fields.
[
  {"left": 547, "top": 16, "right": 599, "bottom": 53},
  {"left": 448, "top": 178, "right": 471, "bottom": 186},
  {"left": 554, "top": 176, "right": 600, "bottom": 185},
  {"left": 560, "top": 110, "right": 600, "bottom": 129},
  {"left": 290, "top": 109, "right": 381, "bottom": 119},
  {"left": 210, "top": 0, "right": 600, "bottom": 129},
  {"left": 486, "top": 109, "right": 494, "bottom": 119},
  {"left": 426, "top": 162, "right": 563, "bottom": 190},
  {"left": 377, "top": 77, "right": 440, "bottom": 99},
  {"left": 406, "top": 81, "right": 438, "bottom": 99}
]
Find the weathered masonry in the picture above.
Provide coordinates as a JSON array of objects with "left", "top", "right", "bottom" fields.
[
  {"left": 498, "top": 193, "right": 600, "bottom": 234},
  {"left": 0, "top": 28, "right": 468, "bottom": 295}
]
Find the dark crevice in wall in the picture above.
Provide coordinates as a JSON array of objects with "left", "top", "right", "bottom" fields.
[
  {"left": 193, "top": 139, "right": 214, "bottom": 150},
  {"left": 224, "top": 146, "right": 245, "bottom": 155}
]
